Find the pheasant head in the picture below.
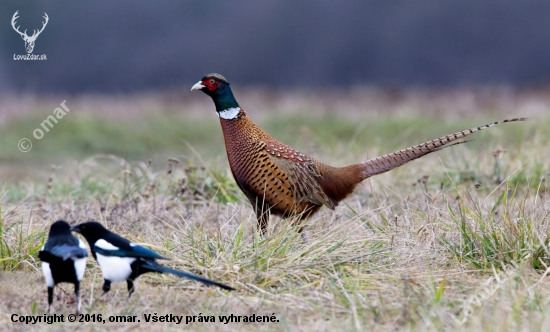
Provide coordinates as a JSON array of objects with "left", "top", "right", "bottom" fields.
[{"left": 192, "top": 73, "right": 240, "bottom": 118}]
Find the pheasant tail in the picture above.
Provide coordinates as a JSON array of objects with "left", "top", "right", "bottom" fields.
[{"left": 354, "top": 117, "right": 528, "bottom": 181}]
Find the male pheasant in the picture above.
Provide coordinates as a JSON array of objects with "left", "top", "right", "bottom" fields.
[{"left": 191, "top": 73, "right": 526, "bottom": 235}]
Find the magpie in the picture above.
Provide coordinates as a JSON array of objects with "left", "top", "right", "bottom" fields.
[
  {"left": 71, "top": 221, "right": 234, "bottom": 296},
  {"left": 38, "top": 220, "right": 88, "bottom": 312}
]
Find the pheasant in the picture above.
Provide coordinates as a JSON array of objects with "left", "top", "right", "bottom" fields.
[{"left": 191, "top": 73, "right": 526, "bottom": 235}]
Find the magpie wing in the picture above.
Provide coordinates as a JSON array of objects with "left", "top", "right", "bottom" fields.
[
  {"left": 94, "top": 243, "right": 166, "bottom": 260},
  {"left": 40, "top": 244, "right": 87, "bottom": 261}
]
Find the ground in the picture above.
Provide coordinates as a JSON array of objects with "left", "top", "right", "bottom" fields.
[{"left": 0, "top": 87, "right": 549, "bottom": 331}]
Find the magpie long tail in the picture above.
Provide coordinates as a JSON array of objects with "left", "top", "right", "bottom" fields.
[{"left": 145, "top": 263, "right": 235, "bottom": 291}]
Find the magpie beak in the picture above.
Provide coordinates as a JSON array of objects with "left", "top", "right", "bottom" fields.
[{"left": 191, "top": 81, "right": 205, "bottom": 91}]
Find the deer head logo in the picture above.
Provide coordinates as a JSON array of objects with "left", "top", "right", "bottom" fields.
[{"left": 11, "top": 11, "right": 49, "bottom": 54}]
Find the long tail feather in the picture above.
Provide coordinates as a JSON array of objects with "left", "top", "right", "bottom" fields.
[
  {"left": 359, "top": 117, "right": 528, "bottom": 180},
  {"left": 145, "top": 263, "right": 235, "bottom": 291}
]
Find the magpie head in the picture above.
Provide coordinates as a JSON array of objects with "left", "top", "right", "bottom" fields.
[
  {"left": 49, "top": 220, "right": 72, "bottom": 237},
  {"left": 71, "top": 221, "right": 108, "bottom": 243}
]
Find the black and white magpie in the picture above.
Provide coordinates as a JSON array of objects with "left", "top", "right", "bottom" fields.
[
  {"left": 71, "top": 221, "right": 234, "bottom": 296},
  {"left": 38, "top": 220, "right": 88, "bottom": 312}
]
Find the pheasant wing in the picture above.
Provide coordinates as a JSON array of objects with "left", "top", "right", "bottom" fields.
[{"left": 263, "top": 141, "right": 337, "bottom": 209}]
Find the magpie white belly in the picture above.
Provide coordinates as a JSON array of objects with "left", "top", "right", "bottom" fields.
[
  {"left": 74, "top": 257, "right": 87, "bottom": 281},
  {"left": 75, "top": 239, "right": 88, "bottom": 281},
  {"left": 96, "top": 254, "right": 136, "bottom": 283},
  {"left": 41, "top": 262, "right": 54, "bottom": 287}
]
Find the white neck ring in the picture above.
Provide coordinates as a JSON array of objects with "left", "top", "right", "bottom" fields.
[{"left": 218, "top": 107, "right": 241, "bottom": 120}]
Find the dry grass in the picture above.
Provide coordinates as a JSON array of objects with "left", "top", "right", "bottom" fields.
[{"left": 0, "top": 89, "right": 549, "bottom": 331}]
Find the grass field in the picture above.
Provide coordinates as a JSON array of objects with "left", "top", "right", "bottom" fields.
[{"left": 0, "top": 88, "right": 549, "bottom": 331}]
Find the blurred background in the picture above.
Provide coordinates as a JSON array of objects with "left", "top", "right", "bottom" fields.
[
  {"left": 0, "top": 0, "right": 547, "bottom": 181},
  {"left": 3, "top": 0, "right": 550, "bottom": 92}
]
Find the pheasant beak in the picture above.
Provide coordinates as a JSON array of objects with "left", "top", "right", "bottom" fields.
[{"left": 191, "top": 81, "right": 205, "bottom": 91}]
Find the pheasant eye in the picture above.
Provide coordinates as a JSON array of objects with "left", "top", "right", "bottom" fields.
[{"left": 209, "top": 79, "right": 216, "bottom": 85}]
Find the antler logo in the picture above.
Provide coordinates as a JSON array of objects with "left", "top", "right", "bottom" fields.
[{"left": 11, "top": 10, "right": 49, "bottom": 54}]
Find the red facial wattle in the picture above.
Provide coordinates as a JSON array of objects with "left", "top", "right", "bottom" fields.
[{"left": 204, "top": 78, "right": 219, "bottom": 91}]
